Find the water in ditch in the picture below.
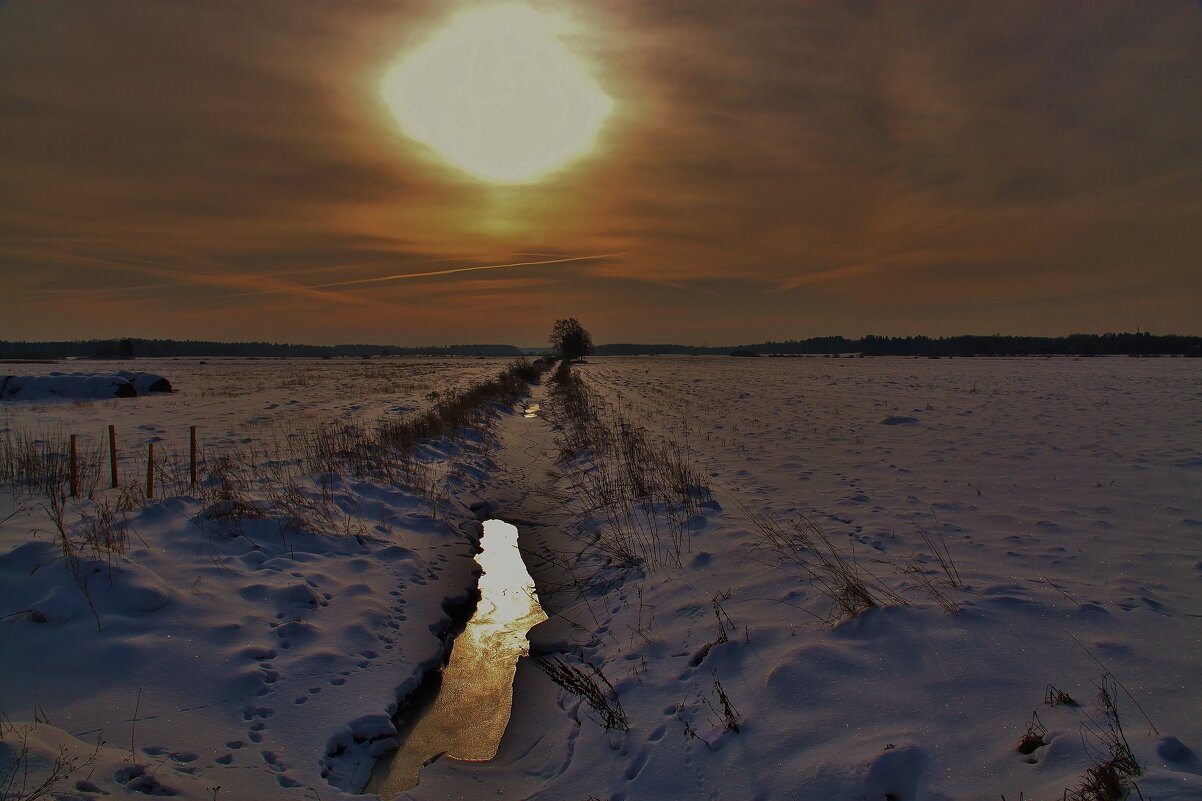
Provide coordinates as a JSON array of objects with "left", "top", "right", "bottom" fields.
[{"left": 367, "top": 519, "right": 547, "bottom": 796}]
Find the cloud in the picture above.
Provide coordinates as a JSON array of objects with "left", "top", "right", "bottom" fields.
[
  {"left": 215, "top": 252, "right": 627, "bottom": 298},
  {"left": 1, "top": 0, "right": 1200, "bottom": 342}
]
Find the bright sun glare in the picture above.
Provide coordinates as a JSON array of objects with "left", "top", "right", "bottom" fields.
[{"left": 381, "top": 4, "right": 613, "bottom": 184}]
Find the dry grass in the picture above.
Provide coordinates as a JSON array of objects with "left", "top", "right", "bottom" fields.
[
  {"left": 545, "top": 361, "right": 710, "bottom": 571},
  {"left": 0, "top": 359, "right": 548, "bottom": 633},
  {"left": 739, "top": 500, "right": 973, "bottom": 624},
  {"left": 0, "top": 428, "right": 102, "bottom": 501},
  {"left": 689, "top": 589, "right": 735, "bottom": 667},
  {"left": 704, "top": 669, "right": 741, "bottom": 733},
  {"left": 899, "top": 515, "right": 964, "bottom": 613},
  {"left": 3, "top": 358, "right": 551, "bottom": 567},
  {"left": 912, "top": 514, "right": 963, "bottom": 589},
  {"left": 1045, "top": 684, "right": 1079, "bottom": 707},
  {"left": 1063, "top": 678, "right": 1144, "bottom": 801},
  {"left": 675, "top": 668, "right": 742, "bottom": 747},
  {"left": 192, "top": 357, "right": 550, "bottom": 534},
  {"left": 740, "top": 502, "right": 908, "bottom": 624},
  {"left": 1017, "top": 711, "right": 1047, "bottom": 755},
  {"left": 533, "top": 654, "right": 628, "bottom": 731},
  {"left": 899, "top": 561, "right": 961, "bottom": 614},
  {"left": 0, "top": 730, "right": 99, "bottom": 801}
]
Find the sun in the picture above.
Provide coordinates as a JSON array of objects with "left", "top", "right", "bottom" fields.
[{"left": 380, "top": 4, "right": 613, "bottom": 184}]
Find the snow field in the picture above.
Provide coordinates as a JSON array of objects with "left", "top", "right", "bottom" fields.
[
  {"left": 0, "top": 357, "right": 521, "bottom": 799},
  {"left": 1, "top": 357, "right": 504, "bottom": 486},
  {"left": 416, "top": 356, "right": 1201, "bottom": 800},
  {"left": 2, "top": 355, "right": 1199, "bottom": 800}
]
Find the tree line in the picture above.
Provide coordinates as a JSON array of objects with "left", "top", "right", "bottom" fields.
[
  {"left": 595, "top": 332, "right": 1202, "bottom": 357},
  {"left": 3, "top": 331, "right": 1198, "bottom": 361},
  {"left": 0, "top": 338, "right": 524, "bottom": 360}
]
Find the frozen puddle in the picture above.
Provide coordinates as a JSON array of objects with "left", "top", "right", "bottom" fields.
[{"left": 367, "top": 519, "right": 547, "bottom": 796}]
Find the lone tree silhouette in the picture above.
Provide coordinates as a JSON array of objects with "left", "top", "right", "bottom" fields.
[{"left": 549, "top": 318, "right": 594, "bottom": 362}]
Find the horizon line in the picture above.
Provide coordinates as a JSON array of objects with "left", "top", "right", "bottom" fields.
[{"left": 2, "top": 330, "right": 1199, "bottom": 352}]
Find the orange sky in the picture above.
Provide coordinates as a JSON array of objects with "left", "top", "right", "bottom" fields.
[{"left": 2, "top": 1, "right": 1200, "bottom": 346}]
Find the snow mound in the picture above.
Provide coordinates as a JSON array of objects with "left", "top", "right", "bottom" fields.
[
  {"left": 0, "top": 722, "right": 217, "bottom": 800},
  {"left": 116, "top": 370, "right": 174, "bottom": 394},
  {"left": 0, "top": 540, "right": 175, "bottom": 625},
  {"left": 1, "top": 371, "right": 172, "bottom": 400}
]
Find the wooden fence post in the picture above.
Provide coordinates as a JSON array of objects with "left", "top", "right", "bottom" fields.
[
  {"left": 146, "top": 442, "right": 155, "bottom": 499},
  {"left": 69, "top": 434, "right": 78, "bottom": 498},
  {"left": 109, "top": 424, "right": 118, "bottom": 488},
  {"left": 190, "top": 426, "right": 198, "bottom": 487}
]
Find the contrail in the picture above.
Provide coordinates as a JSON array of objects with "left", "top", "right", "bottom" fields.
[
  {"left": 19, "top": 249, "right": 385, "bottom": 307},
  {"left": 216, "top": 252, "right": 625, "bottom": 299}
]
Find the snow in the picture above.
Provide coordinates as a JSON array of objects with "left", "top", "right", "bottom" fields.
[
  {"left": 0, "top": 357, "right": 514, "bottom": 799},
  {"left": 1, "top": 371, "right": 174, "bottom": 400},
  {"left": 2, "top": 355, "right": 1200, "bottom": 800},
  {"left": 415, "top": 356, "right": 1202, "bottom": 800}
]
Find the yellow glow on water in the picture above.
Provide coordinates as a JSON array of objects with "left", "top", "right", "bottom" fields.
[
  {"left": 369, "top": 519, "right": 547, "bottom": 796},
  {"left": 380, "top": 3, "right": 613, "bottom": 183}
]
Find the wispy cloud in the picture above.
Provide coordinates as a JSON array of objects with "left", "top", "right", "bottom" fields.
[
  {"left": 2, "top": 1, "right": 1200, "bottom": 341},
  {"left": 214, "top": 252, "right": 627, "bottom": 299},
  {"left": 6, "top": 249, "right": 388, "bottom": 308}
]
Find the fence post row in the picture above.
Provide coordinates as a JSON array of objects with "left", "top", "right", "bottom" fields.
[{"left": 74, "top": 426, "right": 195, "bottom": 497}]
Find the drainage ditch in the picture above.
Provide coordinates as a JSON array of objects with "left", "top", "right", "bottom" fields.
[{"left": 367, "top": 519, "right": 547, "bottom": 796}]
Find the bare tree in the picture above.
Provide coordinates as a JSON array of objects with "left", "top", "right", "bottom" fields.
[{"left": 549, "top": 318, "right": 594, "bottom": 362}]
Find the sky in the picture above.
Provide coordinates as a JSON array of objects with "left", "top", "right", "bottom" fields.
[{"left": 1, "top": 0, "right": 1200, "bottom": 346}]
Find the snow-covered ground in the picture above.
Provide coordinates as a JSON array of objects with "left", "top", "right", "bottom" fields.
[
  {"left": 415, "top": 356, "right": 1202, "bottom": 801},
  {"left": 3, "top": 355, "right": 1200, "bottom": 800},
  {"left": 0, "top": 357, "right": 518, "bottom": 799},
  {"left": 1, "top": 357, "right": 506, "bottom": 468}
]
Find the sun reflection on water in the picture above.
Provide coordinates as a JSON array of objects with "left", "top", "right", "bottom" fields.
[{"left": 368, "top": 519, "right": 547, "bottom": 796}]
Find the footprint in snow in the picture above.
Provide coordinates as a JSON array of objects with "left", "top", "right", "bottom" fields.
[
  {"left": 1157, "top": 736, "right": 1201, "bottom": 773},
  {"left": 624, "top": 748, "right": 650, "bottom": 780},
  {"left": 242, "top": 706, "right": 273, "bottom": 721},
  {"left": 261, "top": 750, "right": 284, "bottom": 771}
]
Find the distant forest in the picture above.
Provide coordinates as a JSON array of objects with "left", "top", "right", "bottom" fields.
[
  {"left": 597, "top": 333, "right": 1202, "bottom": 357},
  {"left": 1, "top": 333, "right": 1199, "bottom": 361},
  {"left": 0, "top": 338, "right": 524, "bottom": 360}
]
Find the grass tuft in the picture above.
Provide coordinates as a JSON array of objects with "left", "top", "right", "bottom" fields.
[
  {"left": 739, "top": 502, "right": 907, "bottom": 624},
  {"left": 534, "top": 654, "right": 628, "bottom": 731},
  {"left": 545, "top": 361, "right": 710, "bottom": 571},
  {"left": 1063, "top": 677, "right": 1143, "bottom": 801},
  {"left": 1017, "top": 711, "right": 1047, "bottom": 755}
]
